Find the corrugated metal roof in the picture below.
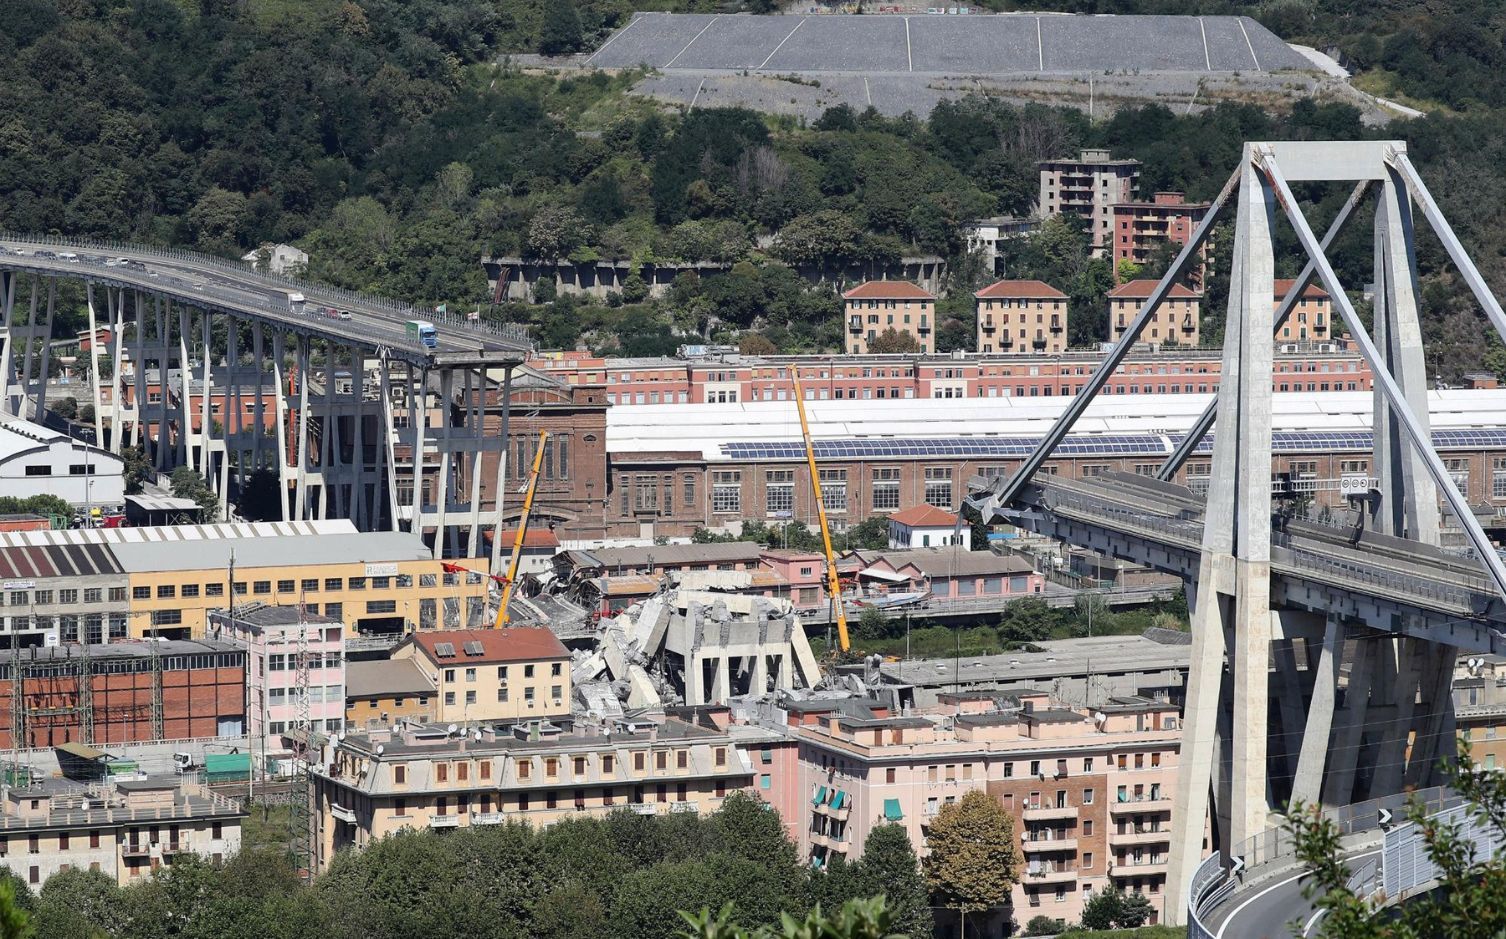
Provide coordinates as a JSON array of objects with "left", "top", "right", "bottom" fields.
[
  {"left": 110, "top": 530, "right": 433, "bottom": 573},
  {"left": 0, "top": 519, "right": 353, "bottom": 548}
]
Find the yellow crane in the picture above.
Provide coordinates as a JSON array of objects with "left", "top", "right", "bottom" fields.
[
  {"left": 790, "top": 373, "right": 850, "bottom": 652},
  {"left": 494, "top": 430, "right": 549, "bottom": 627}
]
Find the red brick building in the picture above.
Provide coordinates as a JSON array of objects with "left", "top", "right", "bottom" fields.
[
  {"left": 1110, "top": 192, "right": 1210, "bottom": 283},
  {"left": 0, "top": 639, "right": 246, "bottom": 749}
]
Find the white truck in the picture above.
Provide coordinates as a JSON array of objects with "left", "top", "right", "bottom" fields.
[{"left": 286, "top": 291, "right": 306, "bottom": 314}]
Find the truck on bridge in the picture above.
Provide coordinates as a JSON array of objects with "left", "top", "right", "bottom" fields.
[{"left": 406, "top": 319, "right": 438, "bottom": 349}]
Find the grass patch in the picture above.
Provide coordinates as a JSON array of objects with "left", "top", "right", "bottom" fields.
[
  {"left": 242, "top": 801, "right": 296, "bottom": 855},
  {"left": 1350, "top": 68, "right": 1454, "bottom": 114}
]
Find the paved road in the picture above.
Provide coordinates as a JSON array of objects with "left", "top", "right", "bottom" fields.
[
  {"left": 1202, "top": 849, "right": 1381, "bottom": 939},
  {"left": 0, "top": 238, "right": 531, "bottom": 365}
]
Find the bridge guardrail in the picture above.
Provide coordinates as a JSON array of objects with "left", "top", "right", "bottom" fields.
[
  {"left": 1383, "top": 801, "right": 1502, "bottom": 900},
  {"left": 1187, "top": 786, "right": 1454, "bottom": 931},
  {"left": 1041, "top": 484, "right": 1498, "bottom": 615},
  {"left": 0, "top": 232, "right": 532, "bottom": 349}
]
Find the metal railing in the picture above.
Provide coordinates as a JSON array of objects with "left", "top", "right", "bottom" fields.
[
  {"left": 1382, "top": 800, "right": 1502, "bottom": 899},
  {"left": 1041, "top": 483, "right": 1501, "bottom": 615},
  {"left": 0, "top": 232, "right": 533, "bottom": 349}
]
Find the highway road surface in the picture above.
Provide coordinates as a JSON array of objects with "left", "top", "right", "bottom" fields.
[{"left": 0, "top": 236, "right": 531, "bottom": 364}]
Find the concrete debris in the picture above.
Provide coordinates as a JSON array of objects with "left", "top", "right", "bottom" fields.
[{"left": 565, "top": 580, "right": 823, "bottom": 709}]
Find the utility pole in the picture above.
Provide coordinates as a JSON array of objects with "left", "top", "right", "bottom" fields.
[{"left": 290, "top": 599, "right": 313, "bottom": 882}]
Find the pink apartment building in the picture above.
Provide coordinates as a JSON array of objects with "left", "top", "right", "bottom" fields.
[
  {"left": 212, "top": 604, "right": 347, "bottom": 745},
  {"left": 786, "top": 691, "right": 1182, "bottom": 928}
]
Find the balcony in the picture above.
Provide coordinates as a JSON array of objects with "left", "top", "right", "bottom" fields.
[
  {"left": 917, "top": 322, "right": 932, "bottom": 334},
  {"left": 1025, "top": 866, "right": 1078, "bottom": 884},
  {"left": 330, "top": 803, "right": 357, "bottom": 824},
  {"left": 1108, "top": 797, "right": 1172, "bottom": 815},
  {"left": 1031, "top": 337, "right": 1048, "bottom": 350},
  {"left": 161, "top": 841, "right": 188, "bottom": 855},
  {"left": 1110, "top": 826, "right": 1171, "bottom": 846},
  {"left": 813, "top": 801, "right": 851, "bottom": 822},
  {"left": 848, "top": 317, "right": 862, "bottom": 333},
  {"left": 122, "top": 842, "right": 151, "bottom": 858},
  {"left": 1022, "top": 804, "right": 1078, "bottom": 822},
  {"left": 1111, "top": 859, "right": 1169, "bottom": 876},
  {"left": 669, "top": 802, "right": 699, "bottom": 814},
  {"left": 981, "top": 320, "right": 996, "bottom": 332},
  {"left": 1023, "top": 837, "right": 1078, "bottom": 853},
  {"left": 470, "top": 811, "right": 504, "bottom": 826},
  {"left": 429, "top": 814, "right": 460, "bottom": 829},
  {"left": 627, "top": 802, "right": 658, "bottom": 816},
  {"left": 1049, "top": 318, "right": 1063, "bottom": 333}
]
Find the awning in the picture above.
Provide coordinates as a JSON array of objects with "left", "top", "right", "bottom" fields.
[
  {"left": 831, "top": 790, "right": 845, "bottom": 810},
  {"left": 884, "top": 798, "right": 903, "bottom": 821},
  {"left": 858, "top": 567, "right": 910, "bottom": 583},
  {"left": 814, "top": 785, "right": 828, "bottom": 806}
]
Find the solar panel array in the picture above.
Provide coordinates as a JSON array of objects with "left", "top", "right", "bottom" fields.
[
  {"left": 721, "top": 428, "right": 1506, "bottom": 462},
  {"left": 464, "top": 641, "right": 485, "bottom": 656},
  {"left": 434, "top": 642, "right": 456, "bottom": 658}
]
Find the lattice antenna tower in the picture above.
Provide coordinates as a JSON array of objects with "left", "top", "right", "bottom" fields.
[{"left": 290, "top": 592, "right": 314, "bottom": 882}]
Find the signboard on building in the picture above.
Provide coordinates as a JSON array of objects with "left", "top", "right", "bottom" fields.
[
  {"left": 2, "top": 581, "right": 35, "bottom": 591},
  {"left": 364, "top": 563, "right": 399, "bottom": 577},
  {"left": 1340, "top": 474, "right": 1372, "bottom": 497}
]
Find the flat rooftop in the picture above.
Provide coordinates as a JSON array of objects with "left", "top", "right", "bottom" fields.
[{"left": 606, "top": 389, "right": 1504, "bottom": 463}]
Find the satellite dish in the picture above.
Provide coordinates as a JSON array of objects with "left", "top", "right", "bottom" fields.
[
  {"left": 472, "top": 729, "right": 481, "bottom": 740},
  {"left": 375, "top": 744, "right": 385, "bottom": 756},
  {"left": 446, "top": 723, "right": 458, "bottom": 737}
]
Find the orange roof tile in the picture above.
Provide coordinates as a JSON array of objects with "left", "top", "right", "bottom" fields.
[
  {"left": 888, "top": 505, "right": 960, "bottom": 527},
  {"left": 974, "top": 280, "right": 1068, "bottom": 300},
  {"left": 1108, "top": 279, "right": 1201, "bottom": 299},
  {"left": 842, "top": 280, "right": 935, "bottom": 301},
  {"left": 409, "top": 627, "right": 568, "bottom": 664},
  {"left": 1274, "top": 279, "right": 1329, "bottom": 300}
]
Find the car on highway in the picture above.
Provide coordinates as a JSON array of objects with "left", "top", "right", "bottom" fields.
[{"left": 57, "top": 252, "right": 78, "bottom": 262}]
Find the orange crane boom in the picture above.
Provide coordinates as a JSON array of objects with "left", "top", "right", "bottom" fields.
[
  {"left": 790, "top": 374, "right": 850, "bottom": 652},
  {"left": 494, "top": 430, "right": 548, "bottom": 627}
]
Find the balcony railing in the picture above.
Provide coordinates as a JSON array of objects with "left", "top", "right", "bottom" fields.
[
  {"left": 1023, "top": 837, "right": 1078, "bottom": 853},
  {"left": 1108, "top": 796, "right": 1171, "bottom": 815},
  {"left": 1025, "top": 865, "right": 1078, "bottom": 883},
  {"left": 1023, "top": 804, "right": 1078, "bottom": 821},
  {"left": 429, "top": 814, "right": 460, "bottom": 828},
  {"left": 470, "top": 811, "right": 504, "bottom": 826}
]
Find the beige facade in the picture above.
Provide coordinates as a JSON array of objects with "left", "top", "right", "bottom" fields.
[
  {"left": 787, "top": 692, "right": 1181, "bottom": 927},
  {"left": 1038, "top": 149, "right": 1141, "bottom": 253},
  {"left": 1108, "top": 280, "right": 1201, "bottom": 347},
  {"left": 0, "top": 779, "right": 243, "bottom": 889},
  {"left": 974, "top": 280, "right": 1069, "bottom": 354},
  {"left": 392, "top": 628, "right": 572, "bottom": 724},
  {"left": 311, "top": 713, "right": 755, "bottom": 872},
  {"left": 842, "top": 282, "right": 936, "bottom": 355},
  {"left": 1276, "top": 280, "right": 1334, "bottom": 343}
]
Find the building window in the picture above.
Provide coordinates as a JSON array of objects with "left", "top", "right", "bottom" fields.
[
  {"left": 156, "top": 585, "right": 175, "bottom": 599},
  {"left": 924, "top": 467, "right": 953, "bottom": 507},
  {"left": 395, "top": 765, "right": 406, "bottom": 784},
  {"left": 301, "top": 578, "right": 319, "bottom": 592},
  {"left": 819, "top": 469, "right": 847, "bottom": 513},
  {"left": 205, "top": 583, "right": 224, "bottom": 598},
  {"left": 872, "top": 467, "right": 901, "bottom": 511},
  {"left": 366, "top": 600, "right": 396, "bottom": 614},
  {"left": 151, "top": 609, "right": 182, "bottom": 626},
  {"left": 632, "top": 476, "right": 659, "bottom": 514},
  {"left": 325, "top": 578, "right": 342, "bottom": 591},
  {"left": 253, "top": 581, "right": 271, "bottom": 595},
  {"left": 180, "top": 584, "right": 199, "bottom": 599},
  {"left": 766, "top": 470, "right": 795, "bottom": 515},
  {"left": 711, "top": 472, "right": 741, "bottom": 514},
  {"left": 277, "top": 579, "right": 295, "bottom": 593}
]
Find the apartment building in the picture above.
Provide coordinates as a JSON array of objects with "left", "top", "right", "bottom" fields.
[
  {"left": 0, "top": 777, "right": 244, "bottom": 888},
  {"left": 1038, "top": 150, "right": 1141, "bottom": 252},
  {"left": 1276, "top": 279, "right": 1334, "bottom": 344},
  {"left": 1108, "top": 280, "right": 1202, "bottom": 347},
  {"left": 963, "top": 216, "right": 1042, "bottom": 274},
  {"left": 842, "top": 282, "right": 937, "bottom": 355},
  {"left": 787, "top": 691, "right": 1180, "bottom": 925},
  {"left": 211, "top": 605, "right": 347, "bottom": 742},
  {"left": 1110, "top": 193, "right": 1210, "bottom": 281},
  {"left": 1456, "top": 653, "right": 1506, "bottom": 772},
  {"left": 391, "top": 628, "right": 572, "bottom": 725},
  {"left": 974, "top": 280, "right": 1069, "bottom": 354},
  {"left": 345, "top": 658, "right": 438, "bottom": 731},
  {"left": 310, "top": 712, "right": 754, "bottom": 872}
]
